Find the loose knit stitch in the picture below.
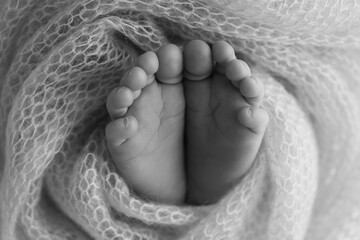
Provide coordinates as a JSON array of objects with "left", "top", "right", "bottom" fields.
[{"left": 0, "top": 0, "right": 360, "bottom": 239}]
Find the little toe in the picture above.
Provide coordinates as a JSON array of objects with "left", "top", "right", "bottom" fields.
[
  {"left": 237, "top": 106, "right": 269, "bottom": 134},
  {"left": 183, "top": 40, "right": 213, "bottom": 81},
  {"left": 107, "top": 86, "right": 134, "bottom": 119},
  {"left": 106, "top": 116, "right": 138, "bottom": 150},
  {"left": 155, "top": 44, "right": 183, "bottom": 84},
  {"left": 212, "top": 40, "right": 236, "bottom": 74}
]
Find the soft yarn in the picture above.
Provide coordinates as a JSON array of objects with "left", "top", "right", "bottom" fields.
[{"left": 1, "top": 0, "right": 360, "bottom": 239}]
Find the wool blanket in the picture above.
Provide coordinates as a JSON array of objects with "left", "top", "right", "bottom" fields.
[{"left": 1, "top": 0, "right": 360, "bottom": 239}]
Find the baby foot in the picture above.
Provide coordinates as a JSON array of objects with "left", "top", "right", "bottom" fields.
[
  {"left": 105, "top": 44, "right": 185, "bottom": 204},
  {"left": 184, "top": 40, "right": 269, "bottom": 204}
]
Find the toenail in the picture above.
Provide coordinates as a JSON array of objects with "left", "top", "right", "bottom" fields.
[
  {"left": 128, "top": 68, "right": 135, "bottom": 77},
  {"left": 120, "top": 70, "right": 131, "bottom": 83},
  {"left": 250, "top": 76, "right": 258, "bottom": 85},
  {"left": 133, "top": 90, "right": 141, "bottom": 99},
  {"left": 247, "top": 107, "right": 253, "bottom": 117},
  {"left": 123, "top": 117, "right": 129, "bottom": 127},
  {"left": 117, "top": 86, "right": 127, "bottom": 95},
  {"left": 147, "top": 75, "right": 155, "bottom": 85}
]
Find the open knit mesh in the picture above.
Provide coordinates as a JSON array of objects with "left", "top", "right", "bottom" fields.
[{"left": 1, "top": 0, "right": 360, "bottom": 239}]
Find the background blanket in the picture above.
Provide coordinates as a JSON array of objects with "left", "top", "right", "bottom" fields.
[{"left": 1, "top": 0, "right": 360, "bottom": 239}]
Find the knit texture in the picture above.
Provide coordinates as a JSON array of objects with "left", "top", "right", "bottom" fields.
[{"left": 0, "top": 0, "right": 360, "bottom": 239}]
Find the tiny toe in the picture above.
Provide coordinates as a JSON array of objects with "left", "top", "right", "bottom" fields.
[
  {"left": 136, "top": 51, "right": 159, "bottom": 84},
  {"left": 212, "top": 40, "right": 236, "bottom": 74},
  {"left": 225, "top": 59, "right": 251, "bottom": 82},
  {"left": 107, "top": 87, "right": 134, "bottom": 119},
  {"left": 238, "top": 76, "right": 265, "bottom": 106},
  {"left": 136, "top": 51, "right": 159, "bottom": 75},
  {"left": 155, "top": 44, "right": 183, "bottom": 84},
  {"left": 106, "top": 116, "right": 138, "bottom": 149},
  {"left": 183, "top": 40, "right": 213, "bottom": 81},
  {"left": 237, "top": 106, "right": 269, "bottom": 134},
  {"left": 121, "top": 67, "right": 148, "bottom": 91}
]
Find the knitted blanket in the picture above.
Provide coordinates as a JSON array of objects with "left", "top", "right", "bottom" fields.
[{"left": 1, "top": 0, "right": 360, "bottom": 239}]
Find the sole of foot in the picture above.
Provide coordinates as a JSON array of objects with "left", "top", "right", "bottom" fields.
[
  {"left": 183, "top": 40, "right": 269, "bottom": 205},
  {"left": 105, "top": 44, "right": 186, "bottom": 204}
]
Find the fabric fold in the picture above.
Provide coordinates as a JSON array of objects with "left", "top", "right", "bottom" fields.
[{"left": 1, "top": 0, "right": 359, "bottom": 239}]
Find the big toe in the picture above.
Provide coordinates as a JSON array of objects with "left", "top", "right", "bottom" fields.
[{"left": 183, "top": 40, "right": 213, "bottom": 81}]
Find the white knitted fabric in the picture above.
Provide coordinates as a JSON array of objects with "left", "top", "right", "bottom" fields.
[{"left": 1, "top": 0, "right": 360, "bottom": 239}]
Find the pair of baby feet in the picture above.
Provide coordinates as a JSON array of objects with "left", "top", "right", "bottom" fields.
[{"left": 105, "top": 40, "right": 268, "bottom": 205}]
